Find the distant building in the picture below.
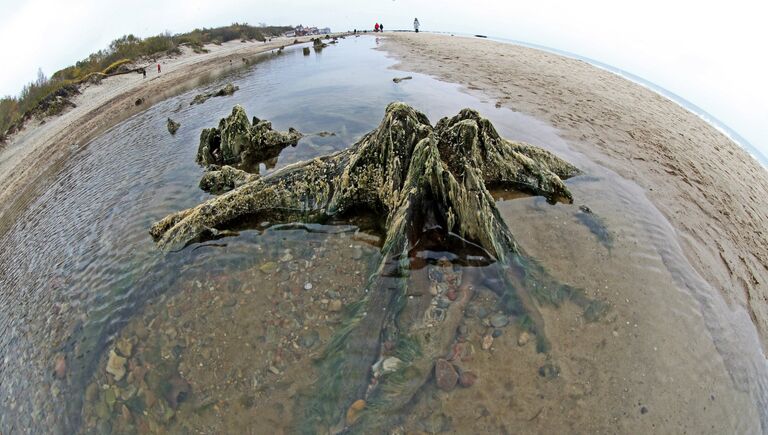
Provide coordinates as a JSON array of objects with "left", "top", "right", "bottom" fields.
[{"left": 289, "top": 24, "right": 328, "bottom": 37}]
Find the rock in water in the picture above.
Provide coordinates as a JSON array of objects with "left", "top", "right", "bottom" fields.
[
  {"left": 381, "top": 357, "right": 403, "bottom": 374},
  {"left": 54, "top": 354, "right": 66, "bottom": 379},
  {"left": 490, "top": 313, "right": 509, "bottom": 328},
  {"left": 303, "top": 47, "right": 311, "bottom": 55},
  {"left": 517, "top": 331, "right": 531, "bottom": 346},
  {"left": 167, "top": 118, "right": 180, "bottom": 135},
  {"left": 195, "top": 105, "right": 302, "bottom": 168},
  {"left": 116, "top": 338, "right": 133, "bottom": 357},
  {"left": 328, "top": 299, "right": 343, "bottom": 312},
  {"left": 346, "top": 399, "right": 366, "bottom": 425},
  {"left": 259, "top": 262, "right": 278, "bottom": 274},
  {"left": 392, "top": 76, "right": 413, "bottom": 83},
  {"left": 106, "top": 350, "right": 127, "bottom": 381},
  {"left": 538, "top": 361, "right": 560, "bottom": 379},
  {"left": 458, "top": 370, "right": 478, "bottom": 387},
  {"left": 435, "top": 359, "right": 458, "bottom": 391}
]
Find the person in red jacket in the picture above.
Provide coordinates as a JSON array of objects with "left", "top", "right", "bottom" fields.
[
  {"left": 157, "top": 63, "right": 161, "bottom": 73},
  {"left": 374, "top": 23, "right": 380, "bottom": 32}
]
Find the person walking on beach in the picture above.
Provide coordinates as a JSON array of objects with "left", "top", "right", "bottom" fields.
[
  {"left": 157, "top": 63, "right": 161, "bottom": 73},
  {"left": 380, "top": 23, "right": 384, "bottom": 32},
  {"left": 375, "top": 23, "right": 380, "bottom": 32},
  {"left": 142, "top": 68, "right": 146, "bottom": 79},
  {"left": 414, "top": 18, "right": 420, "bottom": 33}
]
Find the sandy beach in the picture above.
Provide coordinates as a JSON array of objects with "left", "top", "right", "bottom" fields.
[{"left": 380, "top": 32, "right": 768, "bottom": 353}]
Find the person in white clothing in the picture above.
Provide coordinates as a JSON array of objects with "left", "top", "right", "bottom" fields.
[{"left": 414, "top": 18, "right": 420, "bottom": 33}]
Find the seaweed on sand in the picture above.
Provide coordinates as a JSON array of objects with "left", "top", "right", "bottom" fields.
[{"left": 150, "top": 102, "right": 607, "bottom": 433}]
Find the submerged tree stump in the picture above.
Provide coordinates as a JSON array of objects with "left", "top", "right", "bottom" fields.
[{"left": 150, "top": 102, "right": 604, "bottom": 433}]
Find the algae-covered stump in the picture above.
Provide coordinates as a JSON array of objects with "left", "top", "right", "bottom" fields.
[
  {"left": 150, "top": 102, "right": 604, "bottom": 433},
  {"left": 195, "top": 105, "right": 302, "bottom": 172}
]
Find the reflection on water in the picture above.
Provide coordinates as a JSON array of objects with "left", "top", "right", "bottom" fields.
[{"left": 0, "top": 36, "right": 766, "bottom": 434}]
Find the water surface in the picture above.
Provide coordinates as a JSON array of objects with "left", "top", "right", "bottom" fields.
[{"left": 0, "top": 35, "right": 765, "bottom": 434}]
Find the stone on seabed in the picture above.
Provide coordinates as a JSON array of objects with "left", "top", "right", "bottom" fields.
[
  {"left": 106, "top": 350, "right": 127, "bottom": 381},
  {"left": 435, "top": 359, "right": 458, "bottom": 391}
]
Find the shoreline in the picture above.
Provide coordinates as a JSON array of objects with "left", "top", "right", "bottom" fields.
[
  {"left": 0, "top": 34, "right": 341, "bottom": 238},
  {"left": 379, "top": 32, "right": 768, "bottom": 353}
]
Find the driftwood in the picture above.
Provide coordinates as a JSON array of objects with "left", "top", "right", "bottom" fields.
[{"left": 150, "top": 103, "right": 604, "bottom": 433}]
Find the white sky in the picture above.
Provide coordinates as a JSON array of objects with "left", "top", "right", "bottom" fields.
[{"left": 0, "top": 0, "right": 765, "bottom": 157}]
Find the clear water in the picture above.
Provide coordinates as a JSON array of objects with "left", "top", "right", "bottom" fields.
[{"left": 0, "top": 36, "right": 766, "bottom": 434}]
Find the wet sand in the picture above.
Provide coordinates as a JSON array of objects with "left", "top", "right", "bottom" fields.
[{"left": 380, "top": 32, "right": 768, "bottom": 353}]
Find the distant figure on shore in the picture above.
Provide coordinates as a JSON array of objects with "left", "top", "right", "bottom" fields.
[
  {"left": 380, "top": 23, "right": 384, "bottom": 32},
  {"left": 157, "top": 63, "right": 161, "bottom": 73},
  {"left": 142, "top": 68, "right": 146, "bottom": 79},
  {"left": 375, "top": 23, "right": 380, "bottom": 32},
  {"left": 414, "top": 18, "right": 420, "bottom": 33}
]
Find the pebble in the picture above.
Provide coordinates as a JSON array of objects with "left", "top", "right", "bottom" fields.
[
  {"left": 538, "top": 361, "right": 560, "bottom": 379},
  {"left": 299, "top": 330, "right": 320, "bottom": 348},
  {"left": 436, "top": 297, "right": 450, "bottom": 309},
  {"left": 435, "top": 359, "right": 458, "bottom": 391},
  {"left": 481, "top": 334, "right": 493, "bottom": 350},
  {"left": 259, "top": 262, "right": 278, "bottom": 274},
  {"left": 304, "top": 282, "right": 313, "bottom": 291},
  {"left": 328, "top": 299, "right": 343, "bottom": 312},
  {"left": 490, "top": 313, "right": 509, "bottom": 328},
  {"left": 458, "top": 370, "right": 478, "bottom": 387},
  {"left": 429, "top": 283, "right": 439, "bottom": 296},
  {"left": 85, "top": 383, "right": 99, "bottom": 402},
  {"left": 268, "top": 366, "right": 281, "bottom": 375},
  {"left": 491, "top": 329, "right": 503, "bottom": 338},
  {"left": 517, "top": 331, "right": 531, "bottom": 346},
  {"left": 346, "top": 399, "right": 366, "bottom": 425},
  {"left": 464, "top": 304, "right": 479, "bottom": 318},
  {"left": 476, "top": 306, "right": 489, "bottom": 319},
  {"left": 104, "top": 387, "right": 117, "bottom": 406},
  {"left": 350, "top": 246, "right": 363, "bottom": 260},
  {"left": 116, "top": 338, "right": 133, "bottom": 358},
  {"left": 381, "top": 357, "right": 403, "bottom": 374},
  {"left": 106, "top": 350, "right": 127, "bottom": 381},
  {"left": 54, "top": 354, "right": 66, "bottom": 379}
]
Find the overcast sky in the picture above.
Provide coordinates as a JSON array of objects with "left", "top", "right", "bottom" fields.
[{"left": 0, "top": 0, "right": 765, "bottom": 157}]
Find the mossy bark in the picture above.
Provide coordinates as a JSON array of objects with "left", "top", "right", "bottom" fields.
[
  {"left": 151, "top": 102, "right": 599, "bottom": 433},
  {"left": 195, "top": 105, "right": 302, "bottom": 169}
]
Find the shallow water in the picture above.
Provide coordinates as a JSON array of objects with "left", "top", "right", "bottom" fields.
[{"left": 0, "top": 35, "right": 766, "bottom": 433}]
